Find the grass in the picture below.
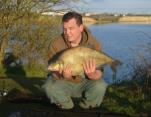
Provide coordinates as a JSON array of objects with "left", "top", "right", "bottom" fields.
[
  {"left": 0, "top": 64, "right": 47, "bottom": 78},
  {"left": 0, "top": 64, "right": 46, "bottom": 95},
  {"left": 102, "top": 81, "right": 151, "bottom": 116}
]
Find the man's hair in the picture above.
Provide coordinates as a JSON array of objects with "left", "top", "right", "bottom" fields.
[{"left": 62, "top": 11, "right": 83, "bottom": 26}]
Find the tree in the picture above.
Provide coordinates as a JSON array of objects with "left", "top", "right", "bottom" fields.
[{"left": 0, "top": 0, "right": 37, "bottom": 63}]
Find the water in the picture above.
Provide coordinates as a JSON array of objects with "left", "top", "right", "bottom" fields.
[{"left": 88, "top": 23, "right": 151, "bottom": 83}]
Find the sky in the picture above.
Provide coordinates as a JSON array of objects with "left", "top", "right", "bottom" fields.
[{"left": 58, "top": 0, "right": 151, "bottom": 14}]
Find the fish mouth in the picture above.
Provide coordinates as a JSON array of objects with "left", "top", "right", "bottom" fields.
[{"left": 48, "top": 66, "right": 58, "bottom": 71}]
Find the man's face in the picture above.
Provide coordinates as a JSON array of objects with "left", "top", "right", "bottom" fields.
[{"left": 63, "top": 18, "right": 83, "bottom": 43}]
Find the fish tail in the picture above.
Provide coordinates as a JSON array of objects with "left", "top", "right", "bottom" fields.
[
  {"left": 110, "top": 59, "right": 122, "bottom": 73},
  {"left": 110, "top": 59, "right": 122, "bottom": 83}
]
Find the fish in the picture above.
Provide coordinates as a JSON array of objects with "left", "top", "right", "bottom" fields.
[{"left": 48, "top": 46, "right": 122, "bottom": 76}]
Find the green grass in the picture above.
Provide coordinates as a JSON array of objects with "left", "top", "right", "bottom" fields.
[
  {"left": 0, "top": 64, "right": 47, "bottom": 78},
  {"left": 0, "top": 64, "right": 47, "bottom": 95},
  {"left": 101, "top": 80, "right": 151, "bottom": 116}
]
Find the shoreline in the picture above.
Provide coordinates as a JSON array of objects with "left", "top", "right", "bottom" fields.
[
  {"left": 119, "top": 16, "right": 151, "bottom": 22},
  {"left": 83, "top": 16, "right": 151, "bottom": 25}
]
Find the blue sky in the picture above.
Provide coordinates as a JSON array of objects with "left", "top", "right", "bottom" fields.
[{"left": 62, "top": 0, "right": 151, "bottom": 14}]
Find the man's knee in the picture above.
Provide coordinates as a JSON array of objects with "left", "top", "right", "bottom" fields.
[
  {"left": 43, "top": 79, "right": 57, "bottom": 94},
  {"left": 91, "top": 79, "right": 108, "bottom": 92}
]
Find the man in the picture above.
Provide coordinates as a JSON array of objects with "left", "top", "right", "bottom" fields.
[{"left": 43, "top": 11, "right": 108, "bottom": 109}]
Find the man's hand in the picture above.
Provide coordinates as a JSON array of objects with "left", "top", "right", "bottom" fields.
[
  {"left": 62, "top": 65, "right": 72, "bottom": 79},
  {"left": 83, "top": 59, "right": 103, "bottom": 80},
  {"left": 50, "top": 65, "right": 73, "bottom": 80}
]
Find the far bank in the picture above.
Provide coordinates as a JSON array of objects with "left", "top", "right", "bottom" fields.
[
  {"left": 119, "top": 16, "right": 151, "bottom": 22},
  {"left": 83, "top": 15, "right": 151, "bottom": 25}
]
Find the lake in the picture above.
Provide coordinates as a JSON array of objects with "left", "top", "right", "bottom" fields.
[{"left": 88, "top": 23, "right": 151, "bottom": 83}]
